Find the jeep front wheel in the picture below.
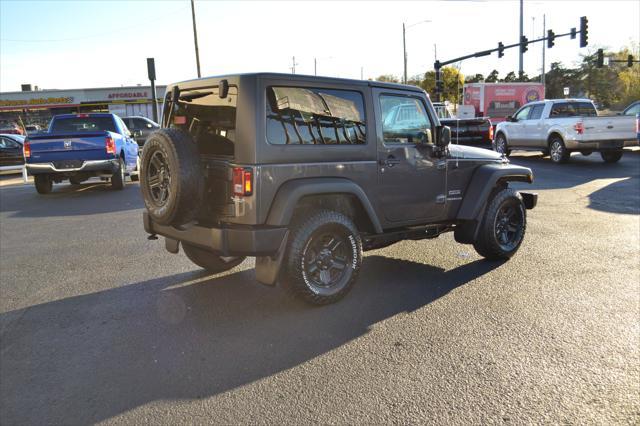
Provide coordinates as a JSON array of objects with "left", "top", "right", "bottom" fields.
[
  {"left": 282, "top": 210, "right": 362, "bottom": 305},
  {"left": 182, "top": 243, "right": 245, "bottom": 273},
  {"left": 473, "top": 188, "right": 526, "bottom": 260}
]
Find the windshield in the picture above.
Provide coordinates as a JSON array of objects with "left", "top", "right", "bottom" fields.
[{"left": 51, "top": 116, "right": 116, "bottom": 133}]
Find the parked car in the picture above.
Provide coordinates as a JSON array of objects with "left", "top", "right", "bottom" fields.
[
  {"left": 0, "top": 122, "right": 24, "bottom": 135},
  {"left": 24, "top": 124, "right": 42, "bottom": 134},
  {"left": 0, "top": 134, "right": 25, "bottom": 174},
  {"left": 493, "top": 99, "right": 640, "bottom": 164},
  {"left": 122, "top": 116, "right": 160, "bottom": 147},
  {"left": 139, "top": 73, "right": 537, "bottom": 305},
  {"left": 432, "top": 102, "right": 493, "bottom": 147},
  {"left": 24, "top": 113, "right": 139, "bottom": 194}
]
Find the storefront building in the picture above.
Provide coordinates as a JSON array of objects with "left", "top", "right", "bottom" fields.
[{"left": 0, "top": 85, "right": 166, "bottom": 128}]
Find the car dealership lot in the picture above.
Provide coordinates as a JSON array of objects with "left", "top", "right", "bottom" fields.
[{"left": 0, "top": 152, "right": 638, "bottom": 424}]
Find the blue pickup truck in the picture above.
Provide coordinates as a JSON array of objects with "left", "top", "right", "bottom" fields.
[{"left": 24, "top": 113, "right": 139, "bottom": 194}]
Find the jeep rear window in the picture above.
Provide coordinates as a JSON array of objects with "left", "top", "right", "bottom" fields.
[
  {"left": 266, "top": 87, "right": 366, "bottom": 145},
  {"left": 165, "top": 85, "right": 238, "bottom": 157}
]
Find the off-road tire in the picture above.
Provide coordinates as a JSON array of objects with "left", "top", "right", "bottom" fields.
[
  {"left": 281, "top": 210, "right": 362, "bottom": 305},
  {"left": 494, "top": 133, "right": 511, "bottom": 157},
  {"left": 601, "top": 150, "right": 623, "bottom": 163},
  {"left": 549, "top": 136, "right": 570, "bottom": 164},
  {"left": 182, "top": 243, "right": 245, "bottom": 273},
  {"left": 473, "top": 188, "right": 526, "bottom": 260},
  {"left": 140, "top": 129, "right": 202, "bottom": 226},
  {"left": 34, "top": 175, "right": 52, "bottom": 194},
  {"left": 111, "top": 157, "right": 125, "bottom": 190}
]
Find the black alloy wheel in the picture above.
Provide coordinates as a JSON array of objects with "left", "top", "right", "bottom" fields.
[
  {"left": 494, "top": 203, "right": 525, "bottom": 253},
  {"left": 303, "top": 227, "right": 351, "bottom": 291},
  {"left": 146, "top": 151, "right": 171, "bottom": 206}
]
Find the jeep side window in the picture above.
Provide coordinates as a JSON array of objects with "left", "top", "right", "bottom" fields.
[
  {"left": 266, "top": 87, "right": 366, "bottom": 145},
  {"left": 379, "top": 95, "right": 432, "bottom": 144}
]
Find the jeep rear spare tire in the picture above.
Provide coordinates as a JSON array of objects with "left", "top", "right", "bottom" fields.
[{"left": 140, "top": 129, "right": 203, "bottom": 226}]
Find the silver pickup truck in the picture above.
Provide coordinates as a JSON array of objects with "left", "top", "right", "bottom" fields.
[{"left": 494, "top": 99, "right": 639, "bottom": 164}]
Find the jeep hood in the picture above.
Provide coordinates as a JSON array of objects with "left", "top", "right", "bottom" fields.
[{"left": 448, "top": 144, "right": 504, "bottom": 161}]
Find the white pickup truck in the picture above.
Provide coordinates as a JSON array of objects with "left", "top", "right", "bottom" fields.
[{"left": 493, "top": 99, "right": 639, "bottom": 164}]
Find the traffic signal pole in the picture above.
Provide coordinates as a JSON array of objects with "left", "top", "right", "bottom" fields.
[{"left": 433, "top": 17, "right": 588, "bottom": 101}]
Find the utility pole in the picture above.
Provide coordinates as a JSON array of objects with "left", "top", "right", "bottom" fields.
[
  {"left": 402, "top": 23, "right": 407, "bottom": 84},
  {"left": 190, "top": 0, "right": 201, "bottom": 78},
  {"left": 314, "top": 58, "right": 317, "bottom": 76},
  {"left": 291, "top": 56, "right": 297, "bottom": 74},
  {"left": 360, "top": 66, "right": 363, "bottom": 80},
  {"left": 542, "top": 14, "right": 546, "bottom": 87},
  {"left": 518, "top": 0, "right": 524, "bottom": 79}
]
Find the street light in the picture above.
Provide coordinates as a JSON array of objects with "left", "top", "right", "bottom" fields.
[{"left": 403, "top": 19, "right": 431, "bottom": 84}]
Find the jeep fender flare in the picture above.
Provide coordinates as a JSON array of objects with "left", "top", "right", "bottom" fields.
[
  {"left": 265, "top": 177, "right": 383, "bottom": 234},
  {"left": 455, "top": 163, "right": 533, "bottom": 243}
]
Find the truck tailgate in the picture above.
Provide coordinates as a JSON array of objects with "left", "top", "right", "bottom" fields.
[
  {"left": 581, "top": 116, "right": 636, "bottom": 142},
  {"left": 27, "top": 132, "right": 109, "bottom": 162}
]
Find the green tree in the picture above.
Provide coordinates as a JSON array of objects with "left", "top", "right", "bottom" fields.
[
  {"left": 420, "top": 66, "right": 464, "bottom": 104},
  {"left": 465, "top": 73, "right": 485, "bottom": 83},
  {"left": 485, "top": 69, "right": 499, "bottom": 82},
  {"left": 375, "top": 74, "right": 400, "bottom": 83},
  {"left": 502, "top": 71, "right": 517, "bottom": 82}
]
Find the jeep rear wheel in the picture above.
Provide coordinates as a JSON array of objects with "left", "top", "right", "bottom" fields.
[
  {"left": 140, "top": 129, "right": 203, "bottom": 226},
  {"left": 473, "top": 188, "right": 526, "bottom": 260},
  {"left": 282, "top": 210, "right": 362, "bottom": 305},
  {"left": 182, "top": 243, "right": 245, "bottom": 273}
]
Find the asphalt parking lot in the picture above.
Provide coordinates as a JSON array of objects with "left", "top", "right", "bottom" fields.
[{"left": 1, "top": 151, "right": 638, "bottom": 425}]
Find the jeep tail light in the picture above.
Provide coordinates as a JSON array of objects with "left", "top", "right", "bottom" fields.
[
  {"left": 489, "top": 125, "right": 494, "bottom": 141},
  {"left": 23, "top": 139, "right": 31, "bottom": 158},
  {"left": 574, "top": 121, "right": 584, "bottom": 134},
  {"left": 233, "top": 167, "right": 253, "bottom": 196},
  {"left": 105, "top": 135, "right": 116, "bottom": 154}
]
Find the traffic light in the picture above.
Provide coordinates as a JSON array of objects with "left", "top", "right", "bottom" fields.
[
  {"left": 579, "top": 16, "right": 588, "bottom": 47},
  {"left": 498, "top": 42, "right": 504, "bottom": 58},
  {"left": 520, "top": 36, "right": 528, "bottom": 53},
  {"left": 629, "top": 55, "right": 634, "bottom": 67},
  {"left": 596, "top": 49, "right": 604, "bottom": 68},
  {"left": 547, "top": 29, "right": 555, "bottom": 48}
]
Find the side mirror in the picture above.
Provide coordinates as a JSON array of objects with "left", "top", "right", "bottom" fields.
[
  {"left": 437, "top": 126, "right": 451, "bottom": 147},
  {"left": 506, "top": 115, "right": 513, "bottom": 122}
]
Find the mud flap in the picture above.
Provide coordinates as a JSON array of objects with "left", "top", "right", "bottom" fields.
[
  {"left": 255, "top": 231, "right": 289, "bottom": 286},
  {"left": 165, "top": 237, "right": 180, "bottom": 254}
]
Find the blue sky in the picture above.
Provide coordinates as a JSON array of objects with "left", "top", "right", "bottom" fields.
[{"left": 1, "top": 0, "right": 638, "bottom": 91}]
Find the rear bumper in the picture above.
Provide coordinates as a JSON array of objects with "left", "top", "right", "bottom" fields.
[
  {"left": 143, "top": 212, "right": 288, "bottom": 257},
  {"left": 26, "top": 159, "right": 119, "bottom": 175},
  {"left": 564, "top": 139, "right": 638, "bottom": 150}
]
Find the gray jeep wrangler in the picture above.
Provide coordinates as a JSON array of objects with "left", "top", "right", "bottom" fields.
[{"left": 140, "top": 73, "right": 537, "bottom": 305}]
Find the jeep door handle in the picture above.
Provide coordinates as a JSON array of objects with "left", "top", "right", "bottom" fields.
[{"left": 379, "top": 157, "right": 401, "bottom": 167}]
